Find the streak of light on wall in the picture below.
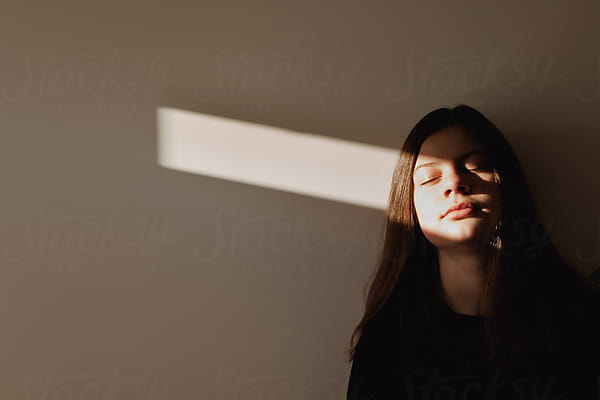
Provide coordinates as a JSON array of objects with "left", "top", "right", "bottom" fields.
[{"left": 157, "top": 107, "right": 399, "bottom": 210}]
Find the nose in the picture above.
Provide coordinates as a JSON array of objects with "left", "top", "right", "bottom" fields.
[{"left": 444, "top": 170, "right": 471, "bottom": 197}]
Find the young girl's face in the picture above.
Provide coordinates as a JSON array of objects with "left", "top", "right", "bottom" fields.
[{"left": 412, "top": 126, "right": 502, "bottom": 251}]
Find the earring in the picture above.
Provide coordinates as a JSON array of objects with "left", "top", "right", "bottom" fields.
[{"left": 490, "top": 220, "right": 501, "bottom": 247}]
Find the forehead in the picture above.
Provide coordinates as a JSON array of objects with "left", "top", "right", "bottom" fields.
[{"left": 416, "top": 127, "right": 483, "bottom": 163}]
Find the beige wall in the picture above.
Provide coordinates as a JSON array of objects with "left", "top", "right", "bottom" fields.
[{"left": 1, "top": 1, "right": 599, "bottom": 398}]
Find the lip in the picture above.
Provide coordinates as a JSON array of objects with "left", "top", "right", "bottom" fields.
[
  {"left": 446, "top": 207, "right": 474, "bottom": 219},
  {"left": 443, "top": 202, "right": 474, "bottom": 218}
]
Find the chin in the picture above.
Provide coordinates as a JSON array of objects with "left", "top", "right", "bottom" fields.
[{"left": 439, "top": 228, "right": 483, "bottom": 244}]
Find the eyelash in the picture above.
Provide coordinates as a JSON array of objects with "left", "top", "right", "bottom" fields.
[{"left": 420, "top": 168, "right": 489, "bottom": 185}]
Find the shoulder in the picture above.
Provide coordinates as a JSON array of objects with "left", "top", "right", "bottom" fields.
[
  {"left": 570, "top": 284, "right": 600, "bottom": 330},
  {"left": 347, "top": 311, "right": 403, "bottom": 400},
  {"left": 556, "top": 285, "right": 600, "bottom": 366}
]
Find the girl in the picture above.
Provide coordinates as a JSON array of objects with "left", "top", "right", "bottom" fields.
[{"left": 346, "top": 105, "right": 600, "bottom": 399}]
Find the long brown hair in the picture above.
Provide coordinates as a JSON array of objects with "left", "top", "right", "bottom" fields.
[{"left": 346, "top": 104, "right": 599, "bottom": 374}]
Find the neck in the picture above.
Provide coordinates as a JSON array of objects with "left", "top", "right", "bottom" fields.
[{"left": 437, "top": 247, "right": 490, "bottom": 317}]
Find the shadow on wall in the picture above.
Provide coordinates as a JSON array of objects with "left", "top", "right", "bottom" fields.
[{"left": 590, "top": 267, "right": 600, "bottom": 287}]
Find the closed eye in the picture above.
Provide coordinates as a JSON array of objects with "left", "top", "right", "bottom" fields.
[
  {"left": 420, "top": 177, "right": 439, "bottom": 185},
  {"left": 420, "top": 168, "right": 490, "bottom": 185},
  {"left": 470, "top": 167, "right": 493, "bottom": 172}
]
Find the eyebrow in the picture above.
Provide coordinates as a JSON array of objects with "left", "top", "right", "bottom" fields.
[{"left": 413, "top": 150, "right": 486, "bottom": 175}]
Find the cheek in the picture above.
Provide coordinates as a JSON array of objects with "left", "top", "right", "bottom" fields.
[{"left": 413, "top": 192, "right": 437, "bottom": 225}]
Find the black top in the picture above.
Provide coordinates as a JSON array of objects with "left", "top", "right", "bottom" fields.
[{"left": 347, "top": 288, "right": 600, "bottom": 400}]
